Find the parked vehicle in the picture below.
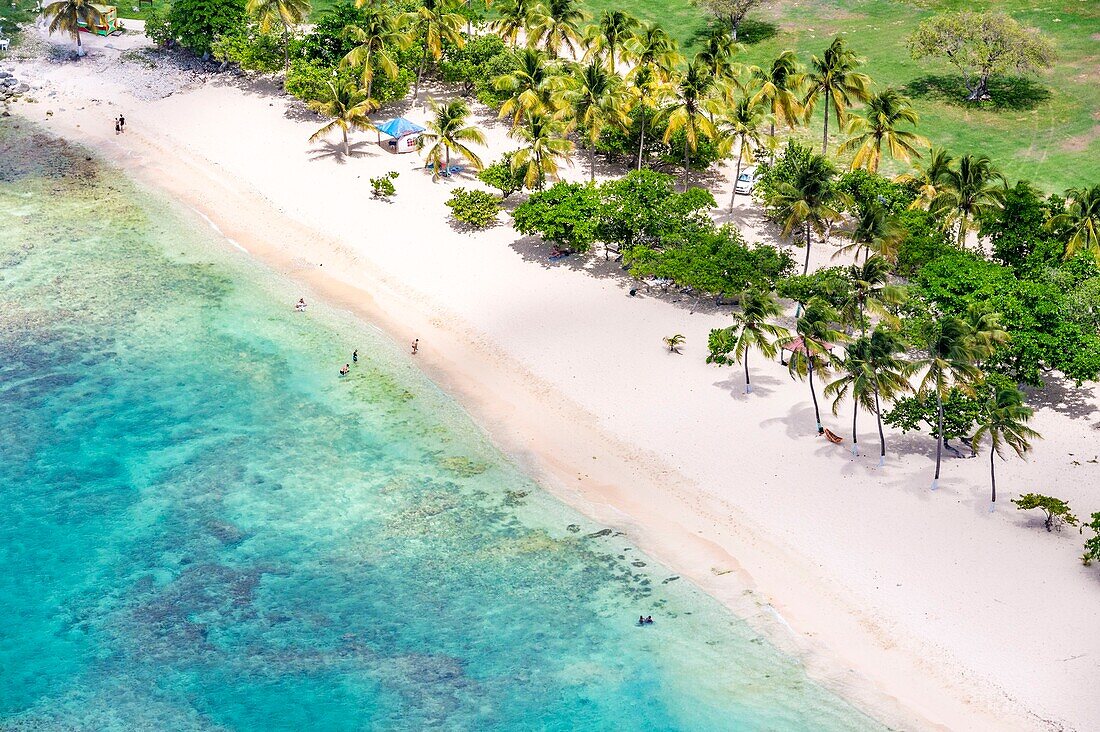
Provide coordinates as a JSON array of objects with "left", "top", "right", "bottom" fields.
[{"left": 734, "top": 166, "right": 759, "bottom": 195}]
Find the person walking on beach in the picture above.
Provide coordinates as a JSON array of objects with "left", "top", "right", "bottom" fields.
[
  {"left": 411, "top": 339, "right": 419, "bottom": 355},
  {"left": 114, "top": 118, "right": 120, "bottom": 135},
  {"left": 119, "top": 114, "right": 125, "bottom": 133}
]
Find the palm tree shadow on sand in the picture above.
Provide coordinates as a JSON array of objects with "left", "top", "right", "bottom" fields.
[{"left": 307, "top": 140, "right": 375, "bottom": 164}]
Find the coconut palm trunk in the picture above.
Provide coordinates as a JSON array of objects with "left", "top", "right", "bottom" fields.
[
  {"left": 932, "top": 388, "right": 944, "bottom": 489},
  {"left": 852, "top": 396, "right": 859, "bottom": 454},
  {"left": 809, "top": 357, "right": 823, "bottom": 434},
  {"left": 821, "top": 94, "right": 829, "bottom": 154},
  {"left": 415, "top": 46, "right": 428, "bottom": 101},
  {"left": 802, "top": 221, "right": 812, "bottom": 275},
  {"left": 728, "top": 142, "right": 743, "bottom": 212},
  {"left": 743, "top": 350, "right": 751, "bottom": 393},
  {"left": 342, "top": 127, "right": 349, "bottom": 156},
  {"left": 682, "top": 136, "right": 690, "bottom": 191},
  {"left": 282, "top": 21, "right": 290, "bottom": 77},
  {"left": 590, "top": 144, "right": 597, "bottom": 182},
  {"left": 989, "top": 448, "right": 997, "bottom": 503},
  {"left": 874, "top": 383, "right": 886, "bottom": 463},
  {"left": 636, "top": 116, "right": 646, "bottom": 170}
]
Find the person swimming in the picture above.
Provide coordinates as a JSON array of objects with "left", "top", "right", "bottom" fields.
[
  {"left": 339, "top": 364, "right": 350, "bottom": 376},
  {"left": 296, "top": 298, "right": 307, "bottom": 311}
]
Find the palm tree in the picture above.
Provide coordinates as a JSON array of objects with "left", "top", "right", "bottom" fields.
[
  {"left": 490, "top": 0, "right": 534, "bottom": 46},
  {"left": 801, "top": 37, "right": 870, "bottom": 155},
  {"left": 896, "top": 147, "right": 953, "bottom": 211},
  {"left": 418, "top": 98, "right": 486, "bottom": 180},
  {"left": 663, "top": 334, "right": 686, "bottom": 353},
  {"left": 706, "top": 287, "right": 789, "bottom": 393},
  {"left": 787, "top": 298, "right": 846, "bottom": 435},
  {"left": 558, "top": 60, "right": 630, "bottom": 182},
  {"left": 528, "top": 0, "right": 586, "bottom": 58},
  {"left": 662, "top": 59, "right": 720, "bottom": 191},
  {"left": 510, "top": 111, "right": 574, "bottom": 190},
  {"left": 749, "top": 51, "right": 804, "bottom": 157},
  {"left": 342, "top": 5, "right": 411, "bottom": 100},
  {"left": 839, "top": 87, "right": 927, "bottom": 174},
  {"left": 825, "top": 336, "right": 877, "bottom": 455},
  {"left": 865, "top": 326, "right": 913, "bottom": 463},
  {"left": 401, "top": 0, "right": 466, "bottom": 101},
  {"left": 584, "top": 9, "right": 639, "bottom": 71},
  {"left": 930, "top": 153, "right": 1006, "bottom": 248},
  {"left": 1048, "top": 185, "right": 1100, "bottom": 263},
  {"left": 246, "top": 0, "right": 311, "bottom": 78},
  {"left": 626, "top": 64, "right": 674, "bottom": 171},
  {"left": 834, "top": 202, "right": 904, "bottom": 263},
  {"left": 628, "top": 22, "right": 681, "bottom": 81},
  {"left": 771, "top": 152, "right": 846, "bottom": 276},
  {"left": 495, "top": 47, "right": 559, "bottom": 124},
  {"left": 43, "top": 0, "right": 103, "bottom": 56},
  {"left": 911, "top": 314, "right": 1005, "bottom": 489},
  {"left": 308, "top": 81, "right": 378, "bottom": 156},
  {"left": 971, "top": 384, "right": 1040, "bottom": 504},
  {"left": 839, "top": 254, "right": 906, "bottom": 336},
  {"left": 717, "top": 94, "right": 768, "bottom": 211},
  {"left": 696, "top": 25, "right": 742, "bottom": 81}
]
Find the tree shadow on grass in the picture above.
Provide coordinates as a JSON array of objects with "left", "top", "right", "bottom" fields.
[
  {"left": 737, "top": 19, "right": 779, "bottom": 45},
  {"left": 903, "top": 74, "right": 1052, "bottom": 112}
]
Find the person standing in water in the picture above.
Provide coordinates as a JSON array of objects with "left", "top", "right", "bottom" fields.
[
  {"left": 119, "top": 114, "right": 126, "bottom": 132},
  {"left": 411, "top": 339, "right": 419, "bottom": 355},
  {"left": 339, "top": 364, "right": 350, "bottom": 376},
  {"left": 352, "top": 349, "right": 358, "bottom": 363}
]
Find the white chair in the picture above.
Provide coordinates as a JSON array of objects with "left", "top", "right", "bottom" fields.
[{"left": 0, "top": 38, "right": 10, "bottom": 52}]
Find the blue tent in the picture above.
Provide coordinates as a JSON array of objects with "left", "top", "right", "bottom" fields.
[{"left": 376, "top": 117, "right": 426, "bottom": 139}]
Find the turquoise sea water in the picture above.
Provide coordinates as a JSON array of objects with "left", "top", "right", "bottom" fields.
[{"left": 0, "top": 123, "right": 883, "bottom": 731}]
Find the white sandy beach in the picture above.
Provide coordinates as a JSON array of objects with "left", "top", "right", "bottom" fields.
[{"left": 5, "top": 26, "right": 1100, "bottom": 731}]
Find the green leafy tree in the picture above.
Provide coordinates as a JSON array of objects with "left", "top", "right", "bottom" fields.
[
  {"left": 478, "top": 153, "right": 527, "bottom": 198},
  {"left": 558, "top": 59, "right": 631, "bottom": 182},
  {"left": 597, "top": 169, "right": 711, "bottom": 253},
  {"left": 342, "top": 4, "right": 411, "bottom": 99},
  {"left": 776, "top": 266, "right": 851, "bottom": 309},
  {"left": 983, "top": 181, "right": 1059, "bottom": 271},
  {"left": 585, "top": 9, "right": 639, "bottom": 71},
  {"left": 528, "top": 0, "right": 586, "bottom": 58},
  {"left": 749, "top": 50, "right": 804, "bottom": 155},
  {"left": 1048, "top": 185, "right": 1100, "bottom": 265},
  {"left": 43, "top": 0, "right": 104, "bottom": 55},
  {"left": 970, "top": 384, "right": 1039, "bottom": 504},
  {"left": 931, "top": 153, "right": 1006, "bottom": 248},
  {"left": 662, "top": 59, "right": 721, "bottom": 191},
  {"left": 509, "top": 111, "right": 575, "bottom": 190},
  {"left": 707, "top": 287, "right": 789, "bottom": 393},
  {"left": 245, "top": 0, "right": 310, "bottom": 77},
  {"left": 907, "top": 11, "right": 1056, "bottom": 102},
  {"left": 787, "top": 298, "right": 846, "bottom": 435},
  {"left": 717, "top": 94, "right": 767, "bottom": 211},
  {"left": 801, "top": 37, "right": 870, "bottom": 155},
  {"left": 439, "top": 34, "right": 515, "bottom": 100},
  {"left": 402, "top": 0, "right": 466, "bottom": 101},
  {"left": 1012, "top": 493, "right": 1078, "bottom": 532},
  {"left": 512, "top": 181, "right": 601, "bottom": 251},
  {"left": 417, "top": 97, "right": 486, "bottom": 180},
  {"left": 839, "top": 87, "right": 927, "bottom": 174},
  {"left": 691, "top": 0, "right": 770, "bottom": 41},
  {"left": 446, "top": 187, "right": 501, "bottom": 228},
  {"left": 307, "top": 80, "right": 377, "bottom": 156},
  {"left": 168, "top": 0, "right": 245, "bottom": 56}
]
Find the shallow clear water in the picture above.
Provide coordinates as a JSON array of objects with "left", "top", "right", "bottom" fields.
[{"left": 0, "top": 123, "right": 882, "bottom": 731}]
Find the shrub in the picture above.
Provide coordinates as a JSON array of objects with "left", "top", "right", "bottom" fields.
[
  {"left": 1012, "top": 493, "right": 1078, "bottom": 532},
  {"left": 440, "top": 35, "right": 516, "bottom": 102},
  {"left": 370, "top": 171, "right": 398, "bottom": 199},
  {"left": 776, "top": 266, "right": 852, "bottom": 308},
  {"left": 753, "top": 140, "right": 815, "bottom": 213},
  {"left": 836, "top": 169, "right": 916, "bottom": 217},
  {"left": 211, "top": 25, "right": 284, "bottom": 72},
  {"left": 446, "top": 188, "right": 500, "bottom": 228},
  {"left": 1084, "top": 513, "right": 1100, "bottom": 566}
]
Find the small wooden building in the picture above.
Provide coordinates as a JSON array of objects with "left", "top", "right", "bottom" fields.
[{"left": 78, "top": 5, "right": 119, "bottom": 36}]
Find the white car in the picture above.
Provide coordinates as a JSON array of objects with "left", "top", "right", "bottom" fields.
[{"left": 734, "top": 166, "right": 759, "bottom": 195}]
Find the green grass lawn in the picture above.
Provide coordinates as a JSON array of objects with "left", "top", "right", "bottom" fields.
[{"left": 578, "top": 0, "right": 1099, "bottom": 193}]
